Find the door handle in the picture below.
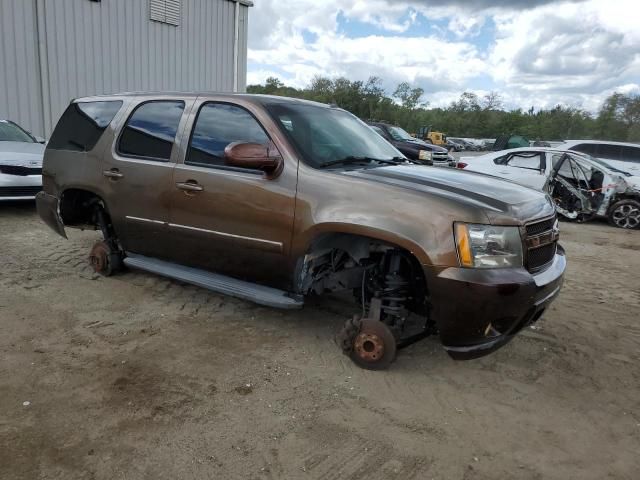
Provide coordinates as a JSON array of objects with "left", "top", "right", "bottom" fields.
[
  {"left": 176, "top": 181, "right": 204, "bottom": 192},
  {"left": 103, "top": 169, "right": 124, "bottom": 179}
]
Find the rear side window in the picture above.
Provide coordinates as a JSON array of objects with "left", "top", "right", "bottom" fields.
[
  {"left": 48, "top": 101, "right": 123, "bottom": 151},
  {"left": 621, "top": 146, "right": 640, "bottom": 163},
  {"left": 118, "top": 101, "right": 185, "bottom": 161},
  {"left": 186, "top": 103, "right": 269, "bottom": 169},
  {"left": 506, "top": 152, "right": 544, "bottom": 170},
  {"left": 571, "top": 143, "right": 597, "bottom": 155},
  {"left": 596, "top": 144, "right": 622, "bottom": 160}
]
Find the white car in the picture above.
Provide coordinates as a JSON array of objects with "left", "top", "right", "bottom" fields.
[
  {"left": 558, "top": 140, "right": 640, "bottom": 175},
  {"left": 458, "top": 147, "right": 640, "bottom": 229},
  {"left": 0, "top": 120, "right": 44, "bottom": 200}
]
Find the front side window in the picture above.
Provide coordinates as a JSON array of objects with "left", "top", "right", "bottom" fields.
[
  {"left": 118, "top": 101, "right": 185, "bottom": 161},
  {"left": 266, "top": 104, "right": 402, "bottom": 169},
  {"left": 186, "top": 103, "right": 269, "bottom": 169},
  {"left": 0, "top": 120, "right": 35, "bottom": 143},
  {"left": 48, "top": 101, "right": 123, "bottom": 151}
]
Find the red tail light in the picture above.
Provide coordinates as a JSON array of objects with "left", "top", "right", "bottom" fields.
[{"left": 456, "top": 162, "right": 468, "bottom": 169}]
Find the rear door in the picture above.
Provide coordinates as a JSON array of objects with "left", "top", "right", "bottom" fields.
[
  {"left": 166, "top": 98, "right": 298, "bottom": 289},
  {"left": 101, "top": 97, "right": 193, "bottom": 258}
]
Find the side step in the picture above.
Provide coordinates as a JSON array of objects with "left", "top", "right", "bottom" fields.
[{"left": 123, "top": 253, "right": 303, "bottom": 310}]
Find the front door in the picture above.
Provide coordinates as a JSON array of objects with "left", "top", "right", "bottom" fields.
[
  {"left": 166, "top": 100, "right": 297, "bottom": 289},
  {"left": 101, "top": 98, "right": 191, "bottom": 258}
]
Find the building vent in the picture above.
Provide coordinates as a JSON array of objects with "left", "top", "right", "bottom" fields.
[{"left": 150, "top": 0, "right": 181, "bottom": 26}]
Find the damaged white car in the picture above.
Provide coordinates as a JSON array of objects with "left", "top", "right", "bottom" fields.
[
  {"left": 457, "top": 148, "right": 640, "bottom": 229},
  {"left": 0, "top": 120, "right": 44, "bottom": 200}
]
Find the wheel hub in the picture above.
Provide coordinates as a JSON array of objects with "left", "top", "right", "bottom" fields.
[
  {"left": 89, "top": 243, "right": 109, "bottom": 273},
  {"left": 353, "top": 332, "right": 385, "bottom": 362}
]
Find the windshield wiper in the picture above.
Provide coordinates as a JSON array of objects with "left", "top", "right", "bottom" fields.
[{"left": 318, "top": 156, "right": 403, "bottom": 168}]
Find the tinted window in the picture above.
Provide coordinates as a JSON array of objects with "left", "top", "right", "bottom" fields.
[
  {"left": 118, "top": 101, "right": 185, "bottom": 161},
  {"left": 621, "top": 146, "right": 640, "bottom": 163},
  {"left": 48, "top": 101, "right": 123, "bottom": 151},
  {"left": 571, "top": 143, "right": 597, "bottom": 155},
  {"left": 596, "top": 144, "right": 622, "bottom": 160},
  {"left": 186, "top": 103, "right": 269, "bottom": 168}
]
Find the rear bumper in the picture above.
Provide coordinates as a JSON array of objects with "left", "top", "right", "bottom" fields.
[
  {"left": 427, "top": 245, "right": 566, "bottom": 360},
  {"left": 35, "top": 191, "right": 67, "bottom": 238}
]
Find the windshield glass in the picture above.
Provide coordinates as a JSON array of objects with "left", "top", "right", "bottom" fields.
[
  {"left": 0, "top": 120, "right": 35, "bottom": 143},
  {"left": 266, "top": 103, "right": 403, "bottom": 169},
  {"left": 387, "top": 126, "right": 414, "bottom": 141}
]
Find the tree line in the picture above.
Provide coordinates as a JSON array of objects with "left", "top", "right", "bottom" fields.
[{"left": 247, "top": 76, "right": 640, "bottom": 142}]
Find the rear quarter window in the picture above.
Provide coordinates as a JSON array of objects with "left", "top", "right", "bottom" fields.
[{"left": 47, "top": 101, "right": 123, "bottom": 152}]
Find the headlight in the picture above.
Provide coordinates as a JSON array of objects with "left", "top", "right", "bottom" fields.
[
  {"left": 418, "top": 150, "right": 432, "bottom": 161},
  {"left": 454, "top": 223, "right": 523, "bottom": 268}
]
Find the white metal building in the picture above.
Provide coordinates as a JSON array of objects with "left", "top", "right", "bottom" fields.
[{"left": 0, "top": 0, "right": 252, "bottom": 137}]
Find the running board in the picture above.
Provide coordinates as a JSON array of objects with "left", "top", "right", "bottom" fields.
[{"left": 123, "top": 253, "right": 303, "bottom": 310}]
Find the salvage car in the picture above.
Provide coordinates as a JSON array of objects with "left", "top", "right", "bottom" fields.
[
  {"left": 458, "top": 148, "right": 640, "bottom": 229},
  {"left": 558, "top": 140, "right": 640, "bottom": 175},
  {"left": 367, "top": 121, "right": 455, "bottom": 166},
  {"left": 37, "top": 94, "right": 565, "bottom": 370},
  {"left": 0, "top": 119, "right": 45, "bottom": 200}
]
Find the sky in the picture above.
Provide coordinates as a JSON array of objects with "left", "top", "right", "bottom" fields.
[{"left": 246, "top": 0, "right": 640, "bottom": 112}]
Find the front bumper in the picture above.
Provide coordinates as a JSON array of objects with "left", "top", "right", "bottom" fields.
[
  {"left": 0, "top": 173, "right": 42, "bottom": 200},
  {"left": 427, "top": 245, "right": 566, "bottom": 360}
]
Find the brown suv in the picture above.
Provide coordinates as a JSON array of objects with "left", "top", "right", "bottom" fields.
[{"left": 36, "top": 93, "right": 565, "bottom": 370}]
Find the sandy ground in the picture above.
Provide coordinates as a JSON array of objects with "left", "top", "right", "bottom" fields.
[{"left": 1, "top": 202, "right": 639, "bottom": 480}]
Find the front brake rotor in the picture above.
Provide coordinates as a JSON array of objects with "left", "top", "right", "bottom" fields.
[
  {"left": 348, "top": 318, "right": 397, "bottom": 370},
  {"left": 89, "top": 241, "right": 114, "bottom": 276}
]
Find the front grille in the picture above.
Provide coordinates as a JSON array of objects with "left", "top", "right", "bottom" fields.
[
  {"left": 526, "top": 217, "right": 555, "bottom": 236},
  {"left": 527, "top": 243, "right": 557, "bottom": 272},
  {"left": 525, "top": 215, "right": 558, "bottom": 273},
  {"left": 0, "top": 165, "right": 42, "bottom": 176},
  {"left": 0, "top": 186, "right": 42, "bottom": 197},
  {"left": 432, "top": 152, "right": 449, "bottom": 161}
]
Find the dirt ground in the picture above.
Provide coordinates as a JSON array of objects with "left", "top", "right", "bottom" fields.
[{"left": 1, "top": 202, "right": 639, "bottom": 480}]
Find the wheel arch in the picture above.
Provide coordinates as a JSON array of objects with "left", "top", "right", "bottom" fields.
[
  {"left": 59, "top": 187, "right": 110, "bottom": 227},
  {"left": 295, "top": 223, "right": 433, "bottom": 266}
]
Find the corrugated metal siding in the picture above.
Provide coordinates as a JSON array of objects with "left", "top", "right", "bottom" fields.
[
  {"left": 0, "top": 0, "right": 44, "bottom": 136},
  {"left": 0, "top": 0, "right": 250, "bottom": 137}
]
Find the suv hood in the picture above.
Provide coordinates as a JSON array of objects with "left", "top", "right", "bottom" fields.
[
  {"left": 344, "top": 165, "right": 555, "bottom": 224},
  {"left": 0, "top": 141, "right": 45, "bottom": 167}
]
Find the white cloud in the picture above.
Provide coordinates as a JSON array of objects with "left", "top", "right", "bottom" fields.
[{"left": 248, "top": 0, "right": 639, "bottom": 111}]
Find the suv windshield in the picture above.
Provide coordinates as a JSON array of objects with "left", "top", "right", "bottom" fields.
[
  {"left": 267, "top": 103, "right": 403, "bottom": 169},
  {"left": 387, "top": 126, "right": 414, "bottom": 142},
  {"left": 0, "top": 120, "right": 35, "bottom": 143}
]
